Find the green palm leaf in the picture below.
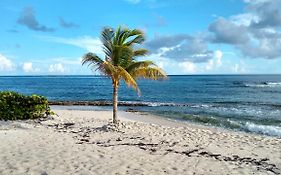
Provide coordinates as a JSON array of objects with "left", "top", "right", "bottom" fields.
[
  {"left": 126, "top": 60, "right": 155, "bottom": 73},
  {"left": 134, "top": 49, "right": 148, "bottom": 57},
  {"left": 81, "top": 26, "right": 167, "bottom": 123}
]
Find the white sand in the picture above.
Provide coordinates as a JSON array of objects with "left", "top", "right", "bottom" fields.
[{"left": 1, "top": 109, "right": 281, "bottom": 175}]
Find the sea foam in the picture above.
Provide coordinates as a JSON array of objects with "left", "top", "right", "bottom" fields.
[
  {"left": 245, "top": 82, "right": 281, "bottom": 88},
  {"left": 245, "top": 122, "right": 281, "bottom": 137}
]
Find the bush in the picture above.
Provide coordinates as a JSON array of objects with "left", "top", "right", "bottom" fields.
[{"left": 0, "top": 91, "right": 51, "bottom": 120}]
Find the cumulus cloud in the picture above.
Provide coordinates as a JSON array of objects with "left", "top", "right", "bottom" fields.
[
  {"left": 22, "top": 62, "right": 39, "bottom": 73},
  {"left": 246, "top": 0, "right": 281, "bottom": 28},
  {"left": 207, "top": 0, "right": 281, "bottom": 59},
  {"left": 59, "top": 18, "right": 79, "bottom": 28},
  {"left": 205, "top": 50, "right": 223, "bottom": 70},
  {"left": 215, "top": 50, "right": 223, "bottom": 67},
  {"left": 230, "top": 13, "right": 259, "bottom": 26},
  {"left": 232, "top": 61, "right": 247, "bottom": 73},
  {"left": 145, "top": 0, "right": 281, "bottom": 61},
  {"left": 146, "top": 51, "right": 224, "bottom": 74},
  {"left": 241, "top": 0, "right": 281, "bottom": 59},
  {"left": 146, "top": 34, "right": 214, "bottom": 63},
  {"left": 238, "top": 32, "right": 281, "bottom": 59},
  {"left": 179, "top": 62, "right": 196, "bottom": 73},
  {"left": 146, "top": 34, "right": 188, "bottom": 51},
  {"left": 0, "top": 54, "right": 14, "bottom": 71},
  {"left": 17, "top": 7, "right": 54, "bottom": 32},
  {"left": 209, "top": 18, "right": 250, "bottom": 44},
  {"left": 145, "top": 53, "right": 198, "bottom": 74},
  {"left": 42, "top": 36, "right": 103, "bottom": 54},
  {"left": 52, "top": 57, "right": 81, "bottom": 65},
  {"left": 48, "top": 63, "right": 65, "bottom": 73}
]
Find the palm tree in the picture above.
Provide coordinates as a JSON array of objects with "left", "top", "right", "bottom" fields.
[{"left": 82, "top": 26, "right": 167, "bottom": 124}]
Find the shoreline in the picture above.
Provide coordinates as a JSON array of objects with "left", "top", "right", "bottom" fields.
[
  {"left": 1, "top": 109, "right": 281, "bottom": 174},
  {"left": 51, "top": 105, "right": 235, "bottom": 133},
  {"left": 51, "top": 105, "right": 281, "bottom": 139},
  {"left": 49, "top": 100, "right": 189, "bottom": 107}
]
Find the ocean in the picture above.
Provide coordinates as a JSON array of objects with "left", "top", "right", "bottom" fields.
[{"left": 1, "top": 75, "right": 281, "bottom": 137}]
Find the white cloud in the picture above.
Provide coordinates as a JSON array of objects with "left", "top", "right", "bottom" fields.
[
  {"left": 230, "top": 13, "right": 259, "bottom": 26},
  {"left": 0, "top": 54, "right": 14, "bottom": 71},
  {"left": 145, "top": 53, "right": 192, "bottom": 74},
  {"left": 157, "top": 61, "right": 164, "bottom": 69},
  {"left": 214, "top": 50, "right": 223, "bottom": 67},
  {"left": 146, "top": 53, "right": 175, "bottom": 70},
  {"left": 232, "top": 61, "right": 247, "bottom": 73},
  {"left": 41, "top": 36, "right": 103, "bottom": 54},
  {"left": 205, "top": 59, "right": 214, "bottom": 71},
  {"left": 244, "top": 0, "right": 271, "bottom": 4},
  {"left": 210, "top": 0, "right": 281, "bottom": 59},
  {"left": 52, "top": 57, "right": 81, "bottom": 65},
  {"left": 146, "top": 34, "right": 213, "bottom": 63},
  {"left": 233, "top": 64, "right": 240, "bottom": 73},
  {"left": 179, "top": 62, "right": 196, "bottom": 73},
  {"left": 22, "top": 62, "right": 39, "bottom": 73},
  {"left": 205, "top": 50, "right": 223, "bottom": 70},
  {"left": 49, "top": 63, "right": 65, "bottom": 73}
]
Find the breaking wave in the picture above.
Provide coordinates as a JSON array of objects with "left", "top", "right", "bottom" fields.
[
  {"left": 49, "top": 100, "right": 186, "bottom": 107},
  {"left": 181, "top": 115, "right": 281, "bottom": 137},
  {"left": 244, "top": 82, "right": 281, "bottom": 88},
  {"left": 245, "top": 122, "right": 281, "bottom": 137}
]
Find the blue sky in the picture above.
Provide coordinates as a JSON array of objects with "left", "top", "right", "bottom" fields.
[{"left": 1, "top": 0, "right": 281, "bottom": 75}]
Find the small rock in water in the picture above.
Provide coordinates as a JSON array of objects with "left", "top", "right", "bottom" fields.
[{"left": 126, "top": 108, "right": 138, "bottom": 113}]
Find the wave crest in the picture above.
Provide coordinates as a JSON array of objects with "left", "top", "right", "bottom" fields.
[
  {"left": 49, "top": 100, "right": 187, "bottom": 107},
  {"left": 244, "top": 82, "right": 281, "bottom": 88},
  {"left": 245, "top": 122, "right": 281, "bottom": 137}
]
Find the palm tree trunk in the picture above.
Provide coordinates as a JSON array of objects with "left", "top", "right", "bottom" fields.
[{"left": 112, "top": 81, "right": 118, "bottom": 124}]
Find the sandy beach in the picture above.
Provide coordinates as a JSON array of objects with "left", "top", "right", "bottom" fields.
[{"left": 0, "top": 109, "right": 281, "bottom": 175}]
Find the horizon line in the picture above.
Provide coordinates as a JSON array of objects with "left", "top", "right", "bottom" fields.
[{"left": 0, "top": 74, "right": 281, "bottom": 77}]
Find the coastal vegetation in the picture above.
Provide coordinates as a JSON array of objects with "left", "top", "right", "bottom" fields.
[
  {"left": 82, "top": 26, "right": 167, "bottom": 123},
  {"left": 0, "top": 91, "right": 50, "bottom": 120}
]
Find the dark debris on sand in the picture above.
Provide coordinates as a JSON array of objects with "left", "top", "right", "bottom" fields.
[{"left": 43, "top": 119, "right": 281, "bottom": 175}]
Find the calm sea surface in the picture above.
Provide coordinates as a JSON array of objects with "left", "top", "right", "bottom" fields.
[{"left": 1, "top": 75, "right": 281, "bottom": 137}]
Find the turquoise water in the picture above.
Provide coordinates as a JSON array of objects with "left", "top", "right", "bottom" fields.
[{"left": 1, "top": 75, "right": 281, "bottom": 137}]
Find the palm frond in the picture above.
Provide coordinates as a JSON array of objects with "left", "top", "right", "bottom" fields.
[
  {"left": 134, "top": 49, "right": 148, "bottom": 57},
  {"left": 113, "top": 26, "right": 121, "bottom": 45},
  {"left": 128, "top": 29, "right": 143, "bottom": 37},
  {"left": 131, "top": 67, "right": 167, "bottom": 80},
  {"left": 112, "top": 45, "right": 134, "bottom": 67},
  {"left": 119, "top": 46, "right": 134, "bottom": 67},
  {"left": 118, "top": 28, "right": 130, "bottom": 45},
  {"left": 125, "top": 34, "right": 145, "bottom": 46},
  {"left": 101, "top": 27, "right": 114, "bottom": 43},
  {"left": 102, "top": 61, "right": 118, "bottom": 77},
  {"left": 82, "top": 52, "right": 110, "bottom": 75},
  {"left": 126, "top": 60, "right": 155, "bottom": 73},
  {"left": 82, "top": 26, "right": 166, "bottom": 96},
  {"left": 82, "top": 52, "right": 103, "bottom": 66},
  {"left": 101, "top": 27, "right": 114, "bottom": 59},
  {"left": 117, "top": 66, "right": 140, "bottom": 95}
]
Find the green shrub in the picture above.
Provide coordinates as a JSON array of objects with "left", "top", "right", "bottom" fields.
[{"left": 0, "top": 91, "right": 51, "bottom": 120}]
